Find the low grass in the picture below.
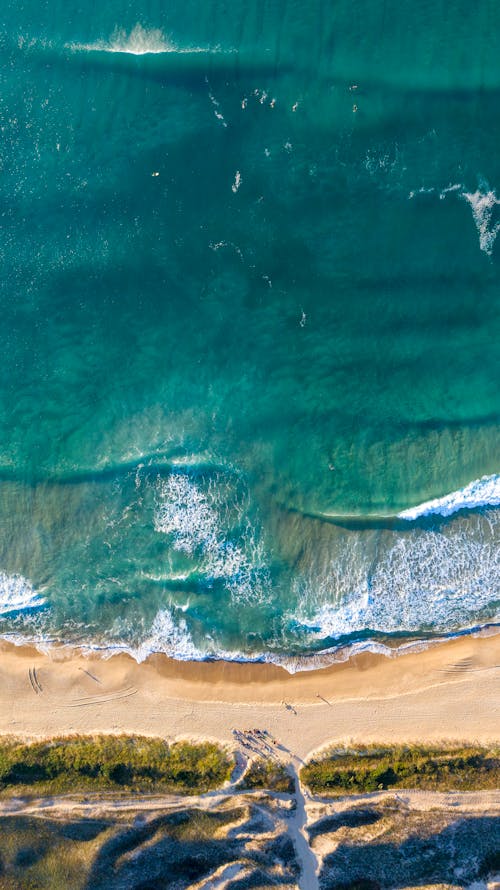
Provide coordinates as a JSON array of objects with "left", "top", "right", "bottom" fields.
[
  {"left": 0, "top": 807, "right": 245, "bottom": 890},
  {"left": 240, "top": 759, "right": 295, "bottom": 794},
  {"left": 163, "top": 808, "right": 245, "bottom": 841},
  {"left": 0, "top": 815, "right": 111, "bottom": 890},
  {"left": 0, "top": 735, "right": 232, "bottom": 797},
  {"left": 301, "top": 745, "right": 500, "bottom": 795}
]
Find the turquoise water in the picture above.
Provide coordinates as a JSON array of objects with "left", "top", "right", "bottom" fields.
[{"left": 0, "top": 2, "right": 499, "bottom": 664}]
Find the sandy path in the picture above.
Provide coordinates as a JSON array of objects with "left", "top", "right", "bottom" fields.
[
  {"left": 287, "top": 761, "right": 320, "bottom": 890},
  {"left": 1, "top": 786, "right": 498, "bottom": 822}
]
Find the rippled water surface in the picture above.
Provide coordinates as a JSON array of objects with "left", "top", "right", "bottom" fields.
[{"left": 1, "top": 2, "right": 499, "bottom": 663}]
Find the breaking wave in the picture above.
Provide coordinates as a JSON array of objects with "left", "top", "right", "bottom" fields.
[
  {"left": 154, "top": 472, "right": 270, "bottom": 603},
  {"left": 2, "top": 620, "right": 497, "bottom": 675},
  {"left": 398, "top": 473, "right": 500, "bottom": 519},
  {"left": 409, "top": 180, "right": 500, "bottom": 254},
  {"left": 461, "top": 186, "right": 500, "bottom": 255},
  {"left": 0, "top": 573, "right": 46, "bottom": 616},
  {"left": 295, "top": 519, "right": 499, "bottom": 640},
  {"left": 68, "top": 24, "right": 216, "bottom": 56}
]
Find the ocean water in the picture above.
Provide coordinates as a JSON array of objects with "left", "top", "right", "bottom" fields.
[{"left": 0, "top": 1, "right": 499, "bottom": 666}]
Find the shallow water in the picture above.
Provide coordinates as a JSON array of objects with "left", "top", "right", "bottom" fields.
[{"left": 0, "top": 2, "right": 499, "bottom": 662}]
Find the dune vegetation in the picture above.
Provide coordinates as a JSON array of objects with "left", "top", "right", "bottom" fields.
[
  {"left": 301, "top": 744, "right": 500, "bottom": 795},
  {"left": 239, "top": 758, "right": 295, "bottom": 793},
  {"left": 0, "top": 735, "right": 233, "bottom": 796}
]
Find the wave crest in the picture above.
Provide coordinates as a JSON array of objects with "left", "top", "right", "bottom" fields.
[
  {"left": 68, "top": 24, "right": 212, "bottom": 56},
  {"left": 461, "top": 187, "right": 500, "bottom": 255},
  {"left": 409, "top": 181, "right": 500, "bottom": 255},
  {"left": 398, "top": 473, "right": 500, "bottom": 520}
]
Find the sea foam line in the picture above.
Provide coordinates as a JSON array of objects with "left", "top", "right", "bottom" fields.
[
  {"left": 398, "top": 473, "right": 500, "bottom": 520},
  {"left": 1, "top": 622, "right": 498, "bottom": 675}
]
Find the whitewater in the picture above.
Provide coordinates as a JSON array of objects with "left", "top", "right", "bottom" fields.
[
  {"left": 67, "top": 24, "right": 223, "bottom": 56},
  {"left": 1, "top": 472, "right": 498, "bottom": 669},
  {"left": 398, "top": 474, "right": 500, "bottom": 519}
]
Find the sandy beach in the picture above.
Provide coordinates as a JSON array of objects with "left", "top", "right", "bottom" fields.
[{"left": 0, "top": 632, "right": 498, "bottom": 760}]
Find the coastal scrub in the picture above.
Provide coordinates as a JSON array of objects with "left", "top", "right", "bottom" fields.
[
  {"left": 301, "top": 745, "right": 500, "bottom": 795},
  {"left": 0, "top": 735, "right": 232, "bottom": 796}
]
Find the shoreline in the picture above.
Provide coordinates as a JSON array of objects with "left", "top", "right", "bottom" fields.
[
  {"left": 2, "top": 619, "right": 498, "bottom": 674},
  {"left": 0, "top": 632, "right": 498, "bottom": 759}
]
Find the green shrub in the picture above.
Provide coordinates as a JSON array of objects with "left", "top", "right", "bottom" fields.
[
  {"left": 301, "top": 745, "right": 500, "bottom": 795},
  {"left": 0, "top": 735, "right": 232, "bottom": 796},
  {"left": 240, "top": 759, "right": 295, "bottom": 793}
]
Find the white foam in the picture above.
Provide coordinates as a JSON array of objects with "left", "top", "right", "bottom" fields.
[
  {"left": 295, "top": 519, "right": 499, "bottom": 639},
  {"left": 409, "top": 183, "right": 463, "bottom": 200},
  {"left": 270, "top": 637, "right": 440, "bottom": 674},
  {"left": 398, "top": 474, "right": 500, "bottom": 519},
  {"left": 408, "top": 186, "right": 435, "bottom": 199},
  {"left": 134, "top": 608, "right": 201, "bottom": 662},
  {"left": 0, "top": 572, "right": 46, "bottom": 615},
  {"left": 3, "top": 622, "right": 497, "bottom": 676},
  {"left": 231, "top": 171, "right": 242, "bottom": 193},
  {"left": 461, "top": 187, "right": 500, "bottom": 254},
  {"left": 154, "top": 473, "right": 270, "bottom": 603},
  {"left": 208, "top": 241, "right": 244, "bottom": 261},
  {"left": 408, "top": 181, "right": 500, "bottom": 253},
  {"left": 68, "top": 24, "right": 209, "bottom": 56},
  {"left": 155, "top": 474, "right": 219, "bottom": 554},
  {"left": 439, "top": 182, "right": 462, "bottom": 199}
]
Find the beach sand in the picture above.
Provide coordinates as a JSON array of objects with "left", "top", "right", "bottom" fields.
[{"left": 0, "top": 633, "right": 498, "bottom": 759}]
